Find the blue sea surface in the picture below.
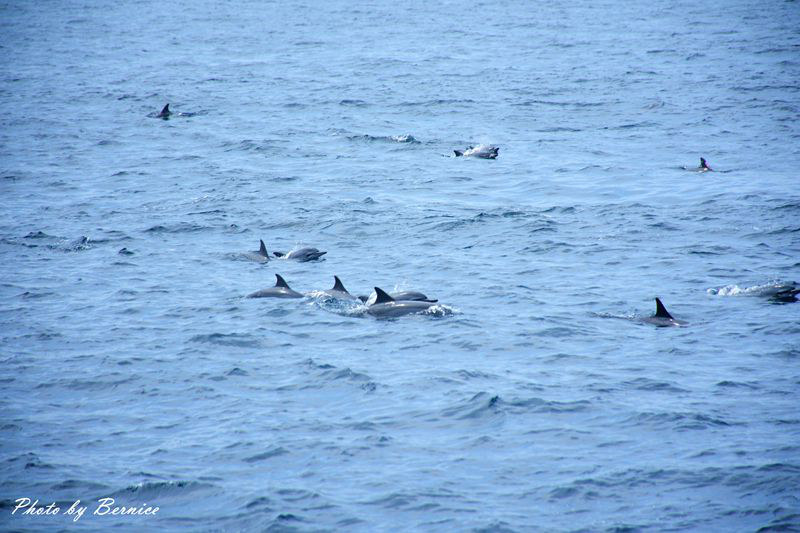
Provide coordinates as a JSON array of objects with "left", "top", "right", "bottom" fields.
[{"left": 1, "top": 0, "right": 799, "bottom": 531}]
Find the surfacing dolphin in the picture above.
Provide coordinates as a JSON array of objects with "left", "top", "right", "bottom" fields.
[
  {"left": 247, "top": 274, "right": 303, "bottom": 299},
  {"left": 454, "top": 144, "right": 499, "bottom": 159},
  {"left": 763, "top": 283, "right": 800, "bottom": 303},
  {"left": 156, "top": 103, "right": 171, "bottom": 119},
  {"left": 243, "top": 240, "right": 270, "bottom": 263},
  {"left": 641, "top": 298, "right": 686, "bottom": 327},
  {"left": 684, "top": 157, "right": 713, "bottom": 172},
  {"left": 321, "top": 276, "right": 359, "bottom": 301},
  {"left": 366, "top": 287, "right": 437, "bottom": 318},
  {"left": 359, "top": 290, "right": 437, "bottom": 305},
  {"left": 273, "top": 247, "right": 327, "bottom": 262}
]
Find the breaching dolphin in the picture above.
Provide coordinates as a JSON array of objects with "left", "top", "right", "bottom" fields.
[
  {"left": 273, "top": 247, "right": 327, "bottom": 262},
  {"left": 321, "top": 276, "right": 359, "bottom": 301},
  {"left": 366, "top": 287, "right": 437, "bottom": 318},
  {"left": 454, "top": 145, "right": 499, "bottom": 159},
  {"left": 247, "top": 274, "right": 303, "bottom": 299},
  {"left": 642, "top": 298, "right": 686, "bottom": 327}
]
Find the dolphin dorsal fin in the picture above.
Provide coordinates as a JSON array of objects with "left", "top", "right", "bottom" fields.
[
  {"left": 160, "top": 103, "right": 170, "bottom": 114},
  {"left": 259, "top": 240, "right": 268, "bottom": 257},
  {"left": 332, "top": 276, "right": 348, "bottom": 293},
  {"left": 275, "top": 274, "right": 290, "bottom": 289},
  {"left": 654, "top": 298, "right": 673, "bottom": 319},
  {"left": 373, "top": 287, "right": 395, "bottom": 304}
]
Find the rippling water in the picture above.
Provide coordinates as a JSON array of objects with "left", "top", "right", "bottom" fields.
[{"left": 2, "top": 0, "right": 799, "bottom": 531}]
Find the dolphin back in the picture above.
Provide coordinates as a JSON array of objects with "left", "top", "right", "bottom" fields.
[{"left": 654, "top": 298, "right": 673, "bottom": 319}]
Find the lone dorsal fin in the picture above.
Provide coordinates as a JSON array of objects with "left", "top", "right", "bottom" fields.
[
  {"left": 160, "top": 103, "right": 170, "bottom": 115},
  {"left": 373, "top": 287, "right": 395, "bottom": 304},
  {"left": 654, "top": 298, "right": 673, "bottom": 319},
  {"left": 259, "top": 240, "right": 268, "bottom": 257},
  {"left": 275, "top": 274, "right": 290, "bottom": 289},
  {"left": 454, "top": 150, "right": 463, "bottom": 157},
  {"left": 332, "top": 276, "right": 348, "bottom": 293}
]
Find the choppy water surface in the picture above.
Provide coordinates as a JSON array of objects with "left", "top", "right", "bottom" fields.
[{"left": 1, "top": 0, "right": 799, "bottom": 531}]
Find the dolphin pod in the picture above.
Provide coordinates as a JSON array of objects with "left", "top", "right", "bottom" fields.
[{"left": 245, "top": 272, "right": 442, "bottom": 318}]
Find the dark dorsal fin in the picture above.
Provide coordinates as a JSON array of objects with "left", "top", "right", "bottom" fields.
[
  {"left": 275, "top": 274, "right": 290, "bottom": 289},
  {"left": 160, "top": 103, "right": 170, "bottom": 115},
  {"left": 259, "top": 240, "right": 268, "bottom": 257},
  {"left": 332, "top": 276, "right": 348, "bottom": 293},
  {"left": 454, "top": 150, "right": 463, "bottom": 157},
  {"left": 373, "top": 287, "right": 395, "bottom": 304},
  {"left": 654, "top": 298, "right": 673, "bottom": 319},
  {"left": 700, "top": 157, "right": 711, "bottom": 170}
]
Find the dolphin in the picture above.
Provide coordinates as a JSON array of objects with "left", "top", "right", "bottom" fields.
[
  {"left": 761, "top": 283, "right": 800, "bottom": 303},
  {"left": 366, "top": 287, "right": 437, "bottom": 318},
  {"left": 321, "top": 276, "right": 359, "bottom": 301},
  {"left": 243, "top": 240, "right": 270, "bottom": 263},
  {"left": 700, "top": 157, "right": 712, "bottom": 172},
  {"left": 247, "top": 274, "right": 304, "bottom": 299},
  {"left": 641, "top": 298, "right": 686, "bottom": 327},
  {"left": 273, "top": 247, "right": 327, "bottom": 262},
  {"left": 358, "top": 290, "right": 437, "bottom": 305},
  {"left": 454, "top": 145, "right": 499, "bottom": 159},
  {"left": 156, "top": 103, "right": 171, "bottom": 119}
]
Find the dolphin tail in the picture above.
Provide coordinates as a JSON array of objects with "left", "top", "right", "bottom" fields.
[
  {"left": 332, "top": 276, "right": 348, "bottom": 293},
  {"left": 654, "top": 298, "right": 674, "bottom": 319},
  {"left": 275, "top": 274, "right": 291, "bottom": 289},
  {"left": 454, "top": 150, "right": 463, "bottom": 157},
  {"left": 373, "top": 287, "right": 395, "bottom": 304},
  {"left": 357, "top": 295, "right": 368, "bottom": 303},
  {"left": 259, "top": 240, "right": 269, "bottom": 257}
]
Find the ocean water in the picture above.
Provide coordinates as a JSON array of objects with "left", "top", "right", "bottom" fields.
[{"left": 1, "top": 0, "right": 799, "bottom": 531}]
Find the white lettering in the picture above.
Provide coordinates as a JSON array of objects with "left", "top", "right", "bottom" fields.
[{"left": 65, "top": 500, "right": 87, "bottom": 522}]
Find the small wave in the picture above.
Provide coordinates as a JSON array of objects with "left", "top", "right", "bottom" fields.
[
  {"left": 339, "top": 99, "right": 368, "bottom": 107},
  {"left": 189, "top": 333, "right": 262, "bottom": 348},
  {"left": 440, "top": 392, "right": 502, "bottom": 420},
  {"left": 108, "top": 480, "right": 216, "bottom": 500},
  {"left": 347, "top": 134, "right": 420, "bottom": 144},
  {"left": 145, "top": 223, "right": 209, "bottom": 233},
  {"left": 708, "top": 281, "right": 798, "bottom": 297},
  {"left": 421, "top": 304, "right": 457, "bottom": 318},
  {"left": 244, "top": 447, "right": 289, "bottom": 463},
  {"left": 24, "top": 230, "right": 54, "bottom": 239}
]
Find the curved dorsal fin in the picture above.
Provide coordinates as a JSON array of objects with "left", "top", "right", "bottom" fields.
[
  {"left": 275, "top": 274, "right": 290, "bottom": 289},
  {"left": 655, "top": 298, "right": 673, "bottom": 319},
  {"left": 373, "top": 287, "right": 395, "bottom": 304},
  {"left": 332, "top": 276, "right": 348, "bottom": 293},
  {"left": 160, "top": 103, "right": 170, "bottom": 115},
  {"left": 259, "top": 240, "right": 268, "bottom": 257}
]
